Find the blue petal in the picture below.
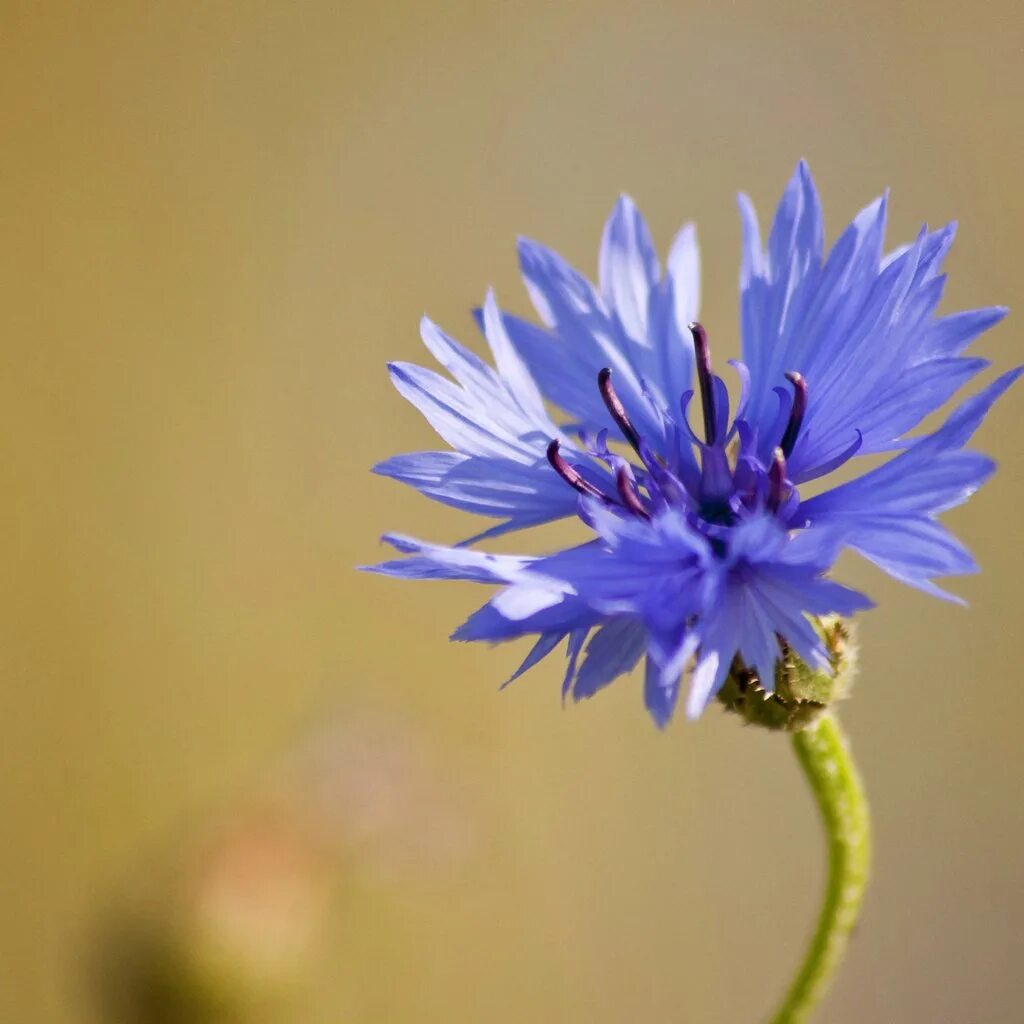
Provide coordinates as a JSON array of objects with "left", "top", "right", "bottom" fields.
[
  {"left": 680, "top": 516, "right": 873, "bottom": 720},
  {"left": 913, "top": 365, "right": 1023, "bottom": 452},
  {"left": 511, "top": 211, "right": 702, "bottom": 459},
  {"left": 645, "top": 275, "right": 699, "bottom": 470},
  {"left": 639, "top": 575, "right": 706, "bottom": 677},
  {"left": 479, "top": 290, "right": 549, "bottom": 425},
  {"left": 791, "top": 355, "right": 990, "bottom": 482},
  {"left": 381, "top": 308, "right": 603, "bottom": 533},
  {"left": 644, "top": 654, "right": 685, "bottom": 729},
  {"left": 418, "top": 315, "right": 504, "bottom": 404},
  {"left": 739, "top": 163, "right": 1006, "bottom": 480},
  {"left": 666, "top": 222, "right": 701, "bottom": 333},
  {"left": 572, "top": 617, "right": 648, "bottom": 701},
  {"left": 743, "top": 161, "right": 826, "bottom": 417},
  {"left": 840, "top": 516, "right": 978, "bottom": 602},
  {"left": 803, "top": 367, "right": 1021, "bottom": 520},
  {"left": 517, "top": 237, "right": 665, "bottom": 440},
  {"left": 924, "top": 306, "right": 1008, "bottom": 357},
  {"left": 363, "top": 533, "right": 534, "bottom": 583},
  {"left": 808, "top": 450, "right": 996, "bottom": 518},
  {"left": 686, "top": 598, "right": 742, "bottom": 720},
  {"left": 599, "top": 195, "right": 660, "bottom": 343},
  {"left": 453, "top": 592, "right": 597, "bottom": 643},
  {"left": 491, "top": 309, "right": 612, "bottom": 431},
  {"left": 503, "top": 632, "right": 566, "bottom": 687},
  {"left": 387, "top": 360, "right": 532, "bottom": 460},
  {"left": 562, "top": 628, "right": 589, "bottom": 702},
  {"left": 746, "top": 566, "right": 873, "bottom": 620},
  {"left": 373, "top": 450, "right": 466, "bottom": 490}
]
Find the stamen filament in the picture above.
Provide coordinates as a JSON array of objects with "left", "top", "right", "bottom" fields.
[
  {"left": 768, "top": 447, "right": 787, "bottom": 513},
  {"left": 615, "top": 466, "right": 651, "bottom": 520},
  {"left": 546, "top": 440, "right": 609, "bottom": 501},
  {"left": 597, "top": 368, "right": 643, "bottom": 454},
  {"left": 689, "top": 322, "right": 717, "bottom": 445},
  {"left": 780, "top": 371, "right": 808, "bottom": 458}
]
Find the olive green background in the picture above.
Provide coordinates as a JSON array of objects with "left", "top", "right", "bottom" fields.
[{"left": 2, "top": 2, "right": 1021, "bottom": 1021}]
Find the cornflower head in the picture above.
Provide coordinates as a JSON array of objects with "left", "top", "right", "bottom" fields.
[{"left": 368, "top": 161, "right": 1018, "bottom": 727}]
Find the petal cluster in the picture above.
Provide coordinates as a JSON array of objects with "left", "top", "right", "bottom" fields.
[{"left": 368, "top": 162, "right": 1017, "bottom": 726}]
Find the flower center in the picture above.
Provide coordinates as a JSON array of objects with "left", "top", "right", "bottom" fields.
[{"left": 545, "top": 322, "right": 810, "bottom": 529}]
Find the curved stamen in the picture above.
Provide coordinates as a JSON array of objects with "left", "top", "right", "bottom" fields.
[
  {"left": 767, "top": 447, "right": 787, "bottom": 513},
  {"left": 597, "top": 368, "right": 643, "bottom": 454},
  {"left": 615, "top": 465, "right": 651, "bottom": 520},
  {"left": 780, "top": 371, "right": 808, "bottom": 458},
  {"left": 546, "top": 440, "right": 611, "bottom": 502},
  {"left": 689, "top": 322, "right": 717, "bottom": 445}
]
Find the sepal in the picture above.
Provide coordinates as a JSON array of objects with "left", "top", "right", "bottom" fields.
[{"left": 716, "top": 617, "right": 857, "bottom": 732}]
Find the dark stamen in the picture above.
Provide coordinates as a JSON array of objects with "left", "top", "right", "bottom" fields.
[
  {"left": 615, "top": 465, "right": 650, "bottom": 520},
  {"left": 546, "top": 440, "right": 609, "bottom": 501},
  {"left": 689, "top": 322, "right": 717, "bottom": 445},
  {"left": 779, "top": 371, "right": 807, "bottom": 458},
  {"left": 767, "top": 447, "right": 787, "bottom": 513},
  {"left": 597, "top": 368, "right": 643, "bottom": 454}
]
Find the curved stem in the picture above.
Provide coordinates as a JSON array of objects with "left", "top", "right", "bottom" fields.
[{"left": 769, "top": 713, "right": 871, "bottom": 1024}]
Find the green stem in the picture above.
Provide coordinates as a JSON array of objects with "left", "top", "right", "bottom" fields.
[{"left": 769, "top": 713, "right": 871, "bottom": 1024}]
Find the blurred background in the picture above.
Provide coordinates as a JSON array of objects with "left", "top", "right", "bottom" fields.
[{"left": 1, "top": 1, "right": 1021, "bottom": 1021}]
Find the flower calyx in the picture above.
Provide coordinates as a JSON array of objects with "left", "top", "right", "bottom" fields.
[{"left": 716, "top": 617, "right": 857, "bottom": 732}]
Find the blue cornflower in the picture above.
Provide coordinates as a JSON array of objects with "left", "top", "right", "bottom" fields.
[{"left": 368, "top": 162, "right": 1018, "bottom": 726}]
